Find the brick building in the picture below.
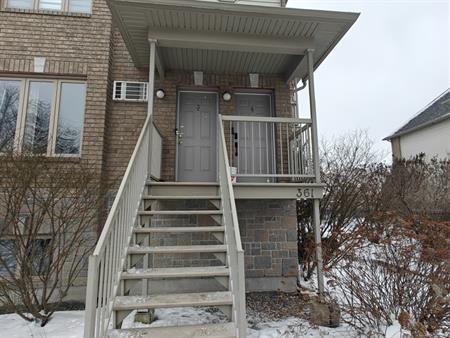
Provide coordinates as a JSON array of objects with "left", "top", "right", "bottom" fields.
[{"left": 0, "top": 0, "right": 358, "bottom": 336}]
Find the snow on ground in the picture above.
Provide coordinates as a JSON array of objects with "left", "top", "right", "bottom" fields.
[
  {"left": 0, "top": 308, "right": 406, "bottom": 338},
  {"left": 247, "top": 317, "right": 360, "bottom": 338},
  {"left": 0, "top": 311, "right": 84, "bottom": 338},
  {"left": 122, "top": 307, "right": 360, "bottom": 338}
]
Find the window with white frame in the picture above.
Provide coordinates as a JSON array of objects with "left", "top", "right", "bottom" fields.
[
  {"left": 4, "top": 0, "right": 92, "bottom": 13},
  {"left": 0, "top": 78, "right": 86, "bottom": 156}
]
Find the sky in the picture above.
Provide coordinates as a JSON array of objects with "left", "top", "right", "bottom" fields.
[{"left": 289, "top": 0, "right": 450, "bottom": 158}]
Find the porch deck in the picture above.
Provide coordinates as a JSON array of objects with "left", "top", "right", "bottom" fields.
[{"left": 147, "top": 181, "right": 325, "bottom": 200}]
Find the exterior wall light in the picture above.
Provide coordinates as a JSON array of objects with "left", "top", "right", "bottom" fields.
[
  {"left": 156, "top": 89, "right": 166, "bottom": 99},
  {"left": 222, "top": 92, "right": 232, "bottom": 102}
]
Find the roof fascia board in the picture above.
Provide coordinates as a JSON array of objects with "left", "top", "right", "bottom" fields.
[
  {"left": 110, "top": 0, "right": 359, "bottom": 24},
  {"left": 384, "top": 113, "right": 450, "bottom": 140},
  {"left": 147, "top": 28, "right": 313, "bottom": 55},
  {"left": 285, "top": 20, "right": 355, "bottom": 81}
]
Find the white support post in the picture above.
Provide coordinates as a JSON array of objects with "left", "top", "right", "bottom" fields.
[
  {"left": 313, "top": 198, "right": 325, "bottom": 296},
  {"left": 148, "top": 40, "right": 156, "bottom": 117},
  {"left": 307, "top": 49, "right": 325, "bottom": 297},
  {"left": 83, "top": 255, "right": 99, "bottom": 338},
  {"left": 147, "top": 40, "right": 157, "bottom": 178},
  {"left": 307, "top": 50, "right": 321, "bottom": 182}
]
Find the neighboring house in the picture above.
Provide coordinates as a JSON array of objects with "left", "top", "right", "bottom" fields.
[
  {"left": 0, "top": 0, "right": 358, "bottom": 337},
  {"left": 384, "top": 88, "right": 450, "bottom": 160}
]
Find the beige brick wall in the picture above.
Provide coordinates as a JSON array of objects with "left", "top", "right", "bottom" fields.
[
  {"left": 0, "top": 0, "right": 114, "bottom": 174},
  {"left": 106, "top": 30, "right": 296, "bottom": 184},
  {"left": 0, "top": 6, "right": 300, "bottom": 293},
  {"left": 0, "top": 0, "right": 115, "bottom": 297},
  {"left": 104, "top": 28, "right": 148, "bottom": 185}
]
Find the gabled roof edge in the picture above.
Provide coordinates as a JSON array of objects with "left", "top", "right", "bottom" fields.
[
  {"left": 384, "top": 88, "right": 450, "bottom": 141},
  {"left": 384, "top": 112, "right": 450, "bottom": 141}
]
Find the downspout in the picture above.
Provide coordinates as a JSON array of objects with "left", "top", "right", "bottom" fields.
[
  {"left": 293, "top": 78, "right": 307, "bottom": 118},
  {"left": 294, "top": 78, "right": 307, "bottom": 92}
]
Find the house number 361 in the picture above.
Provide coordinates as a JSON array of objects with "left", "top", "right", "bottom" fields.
[{"left": 297, "top": 188, "right": 314, "bottom": 200}]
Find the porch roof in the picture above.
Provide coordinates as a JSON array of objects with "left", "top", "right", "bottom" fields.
[{"left": 108, "top": 0, "right": 359, "bottom": 81}]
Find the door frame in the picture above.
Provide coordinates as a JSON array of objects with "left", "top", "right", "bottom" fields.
[
  {"left": 175, "top": 89, "right": 219, "bottom": 182},
  {"left": 233, "top": 90, "right": 277, "bottom": 179}
]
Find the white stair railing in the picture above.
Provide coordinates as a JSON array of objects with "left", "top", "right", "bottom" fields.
[
  {"left": 218, "top": 116, "right": 247, "bottom": 338},
  {"left": 84, "top": 115, "right": 159, "bottom": 338}
]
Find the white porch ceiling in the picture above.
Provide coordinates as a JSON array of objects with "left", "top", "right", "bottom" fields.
[
  {"left": 108, "top": 0, "right": 359, "bottom": 81},
  {"left": 159, "top": 48, "right": 299, "bottom": 74}
]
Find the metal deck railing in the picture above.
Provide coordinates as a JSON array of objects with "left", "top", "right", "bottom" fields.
[{"left": 221, "top": 115, "right": 315, "bottom": 181}]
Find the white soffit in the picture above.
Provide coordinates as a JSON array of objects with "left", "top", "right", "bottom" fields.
[{"left": 108, "top": 0, "right": 359, "bottom": 81}]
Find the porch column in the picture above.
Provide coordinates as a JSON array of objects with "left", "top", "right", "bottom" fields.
[
  {"left": 307, "top": 49, "right": 325, "bottom": 297},
  {"left": 148, "top": 40, "right": 156, "bottom": 117},
  {"left": 147, "top": 40, "right": 156, "bottom": 178}
]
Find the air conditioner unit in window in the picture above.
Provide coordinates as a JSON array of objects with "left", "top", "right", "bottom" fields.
[{"left": 113, "top": 81, "right": 148, "bottom": 102}]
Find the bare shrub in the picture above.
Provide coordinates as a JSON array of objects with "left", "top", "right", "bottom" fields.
[
  {"left": 298, "top": 130, "right": 386, "bottom": 280},
  {"left": 381, "top": 155, "right": 450, "bottom": 219},
  {"left": 0, "top": 152, "right": 105, "bottom": 326},
  {"left": 329, "top": 157, "right": 450, "bottom": 337},
  {"left": 331, "top": 216, "right": 450, "bottom": 337}
]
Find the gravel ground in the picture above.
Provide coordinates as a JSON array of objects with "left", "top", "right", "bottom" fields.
[{"left": 246, "top": 291, "right": 311, "bottom": 324}]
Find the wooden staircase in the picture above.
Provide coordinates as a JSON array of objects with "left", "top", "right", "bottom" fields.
[
  {"left": 107, "top": 182, "right": 238, "bottom": 338},
  {"left": 84, "top": 117, "right": 246, "bottom": 338}
]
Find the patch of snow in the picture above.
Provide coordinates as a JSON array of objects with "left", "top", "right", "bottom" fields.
[
  {"left": 0, "top": 308, "right": 403, "bottom": 338},
  {"left": 248, "top": 317, "right": 359, "bottom": 338},
  {"left": 122, "top": 307, "right": 228, "bottom": 329},
  {"left": 385, "top": 321, "right": 409, "bottom": 338},
  {"left": 121, "top": 308, "right": 360, "bottom": 338},
  {"left": 0, "top": 311, "right": 84, "bottom": 338}
]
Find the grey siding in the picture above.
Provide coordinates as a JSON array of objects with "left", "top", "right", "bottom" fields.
[{"left": 196, "top": 0, "right": 283, "bottom": 7}]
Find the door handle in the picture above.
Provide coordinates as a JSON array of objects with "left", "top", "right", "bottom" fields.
[{"left": 175, "top": 127, "right": 184, "bottom": 144}]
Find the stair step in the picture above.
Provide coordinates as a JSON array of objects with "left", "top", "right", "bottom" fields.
[
  {"left": 147, "top": 181, "right": 219, "bottom": 186},
  {"left": 148, "top": 182, "right": 219, "bottom": 197},
  {"left": 122, "top": 266, "right": 229, "bottom": 280},
  {"left": 134, "top": 226, "right": 225, "bottom": 233},
  {"left": 107, "top": 322, "right": 236, "bottom": 338},
  {"left": 138, "top": 210, "right": 223, "bottom": 216},
  {"left": 113, "top": 291, "right": 233, "bottom": 311},
  {"left": 128, "top": 245, "right": 227, "bottom": 255},
  {"left": 143, "top": 195, "right": 221, "bottom": 200}
]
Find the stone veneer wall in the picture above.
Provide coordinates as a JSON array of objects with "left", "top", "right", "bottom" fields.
[{"left": 237, "top": 200, "right": 298, "bottom": 292}]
